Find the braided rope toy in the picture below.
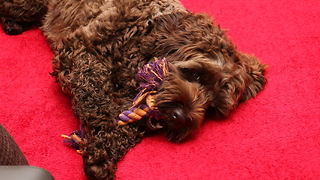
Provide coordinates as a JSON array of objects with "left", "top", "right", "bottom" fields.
[
  {"left": 118, "top": 57, "right": 169, "bottom": 126},
  {"left": 62, "top": 58, "right": 169, "bottom": 151}
]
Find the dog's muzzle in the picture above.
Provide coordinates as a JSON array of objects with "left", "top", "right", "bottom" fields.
[{"left": 145, "top": 106, "right": 187, "bottom": 131}]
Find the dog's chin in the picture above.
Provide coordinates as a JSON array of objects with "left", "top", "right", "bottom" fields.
[
  {"left": 162, "top": 118, "right": 199, "bottom": 143},
  {"left": 165, "top": 127, "right": 193, "bottom": 143},
  {"left": 144, "top": 117, "right": 196, "bottom": 143}
]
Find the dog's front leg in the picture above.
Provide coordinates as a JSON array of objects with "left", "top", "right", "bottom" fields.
[
  {"left": 62, "top": 57, "right": 144, "bottom": 179},
  {"left": 82, "top": 123, "right": 144, "bottom": 180}
]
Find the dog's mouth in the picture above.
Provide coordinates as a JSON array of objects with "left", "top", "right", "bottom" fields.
[{"left": 146, "top": 118, "right": 163, "bottom": 131}]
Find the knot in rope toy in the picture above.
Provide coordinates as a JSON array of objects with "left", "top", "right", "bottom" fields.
[
  {"left": 62, "top": 124, "right": 86, "bottom": 153},
  {"left": 118, "top": 58, "right": 169, "bottom": 126}
]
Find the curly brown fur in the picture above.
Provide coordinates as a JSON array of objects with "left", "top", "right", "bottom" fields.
[
  {"left": 1, "top": 0, "right": 267, "bottom": 179},
  {"left": 0, "top": 0, "right": 48, "bottom": 35}
]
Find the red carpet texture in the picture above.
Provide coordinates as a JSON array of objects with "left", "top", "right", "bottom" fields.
[{"left": 1, "top": 0, "right": 320, "bottom": 179}]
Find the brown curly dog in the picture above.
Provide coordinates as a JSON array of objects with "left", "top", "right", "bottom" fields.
[{"left": 0, "top": 0, "right": 267, "bottom": 179}]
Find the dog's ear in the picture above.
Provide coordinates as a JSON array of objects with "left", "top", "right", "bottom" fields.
[
  {"left": 237, "top": 53, "right": 267, "bottom": 102},
  {"left": 210, "top": 52, "right": 267, "bottom": 117}
]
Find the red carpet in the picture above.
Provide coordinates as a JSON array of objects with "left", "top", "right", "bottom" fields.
[{"left": 1, "top": 0, "right": 320, "bottom": 179}]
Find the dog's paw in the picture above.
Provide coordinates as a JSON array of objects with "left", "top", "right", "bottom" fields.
[{"left": 84, "top": 160, "right": 115, "bottom": 180}]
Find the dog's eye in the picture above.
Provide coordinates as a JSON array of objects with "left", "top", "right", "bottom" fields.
[
  {"left": 191, "top": 72, "right": 200, "bottom": 81},
  {"left": 180, "top": 68, "right": 201, "bottom": 82}
]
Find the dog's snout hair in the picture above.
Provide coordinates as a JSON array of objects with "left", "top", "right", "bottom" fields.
[{"left": 155, "top": 66, "right": 208, "bottom": 142}]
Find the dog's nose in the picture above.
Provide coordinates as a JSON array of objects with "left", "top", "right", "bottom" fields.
[{"left": 170, "top": 107, "right": 186, "bottom": 126}]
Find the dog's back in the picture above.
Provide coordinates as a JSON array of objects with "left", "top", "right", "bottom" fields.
[
  {"left": 42, "top": 0, "right": 186, "bottom": 50},
  {"left": 43, "top": 0, "right": 190, "bottom": 97}
]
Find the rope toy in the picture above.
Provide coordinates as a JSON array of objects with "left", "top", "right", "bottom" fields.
[
  {"left": 62, "top": 124, "right": 85, "bottom": 153},
  {"left": 118, "top": 57, "right": 169, "bottom": 125}
]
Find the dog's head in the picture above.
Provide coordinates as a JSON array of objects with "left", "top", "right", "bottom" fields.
[
  {"left": 141, "top": 11, "right": 266, "bottom": 142},
  {"left": 153, "top": 56, "right": 228, "bottom": 142}
]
